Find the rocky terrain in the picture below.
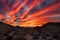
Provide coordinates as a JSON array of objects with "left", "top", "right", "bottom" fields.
[{"left": 0, "top": 22, "right": 60, "bottom": 40}]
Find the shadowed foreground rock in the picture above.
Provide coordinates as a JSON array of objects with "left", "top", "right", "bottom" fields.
[{"left": 0, "top": 22, "right": 60, "bottom": 40}]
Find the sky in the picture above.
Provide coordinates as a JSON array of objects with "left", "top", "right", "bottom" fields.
[{"left": 0, "top": 0, "right": 60, "bottom": 27}]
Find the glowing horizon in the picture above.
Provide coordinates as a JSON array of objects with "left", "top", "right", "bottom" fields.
[{"left": 0, "top": 0, "right": 60, "bottom": 27}]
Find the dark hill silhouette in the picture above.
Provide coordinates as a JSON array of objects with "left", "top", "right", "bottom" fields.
[{"left": 0, "top": 22, "right": 60, "bottom": 40}]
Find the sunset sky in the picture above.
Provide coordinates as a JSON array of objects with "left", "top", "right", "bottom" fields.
[{"left": 0, "top": 0, "right": 60, "bottom": 27}]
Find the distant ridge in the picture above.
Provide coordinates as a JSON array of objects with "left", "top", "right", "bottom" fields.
[{"left": 0, "top": 21, "right": 60, "bottom": 40}]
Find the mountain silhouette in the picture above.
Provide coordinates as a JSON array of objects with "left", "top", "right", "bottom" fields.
[{"left": 0, "top": 22, "right": 60, "bottom": 40}]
